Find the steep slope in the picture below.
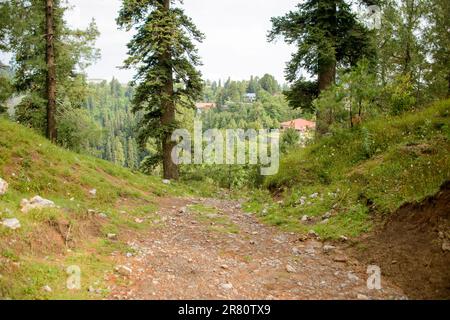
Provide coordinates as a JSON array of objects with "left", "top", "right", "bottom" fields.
[
  {"left": 353, "top": 181, "right": 450, "bottom": 299},
  {"left": 251, "top": 99, "right": 450, "bottom": 299},
  {"left": 0, "top": 118, "right": 205, "bottom": 299},
  {"left": 258, "top": 99, "right": 450, "bottom": 239}
]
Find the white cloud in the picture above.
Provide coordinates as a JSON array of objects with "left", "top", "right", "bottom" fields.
[{"left": 66, "top": 0, "right": 298, "bottom": 83}]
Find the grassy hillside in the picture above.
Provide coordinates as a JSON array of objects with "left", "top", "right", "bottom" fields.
[
  {"left": 246, "top": 99, "right": 450, "bottom": 239},
  {"left": 0, "top": 118, "right": 211, "bottom": 299}
]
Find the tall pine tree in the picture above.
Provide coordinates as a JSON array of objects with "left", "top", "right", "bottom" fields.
[
  {"left": 46, "top": 0, "right": 57, "bottom": 142},
  {"left": 117, "top": 0, "right": 204, "bottom": 180},
  {"left": 5, "top": 0, "right": 99, "bottom": 140},
  {"left": 268, "top": 0, "right": 374, "bottom": 134},
  {"left": 426, "top": 0, "right": 450, "bottom": 98}
]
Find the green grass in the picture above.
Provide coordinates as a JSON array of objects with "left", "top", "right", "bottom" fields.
[{"left": 260, "top": 99, "right": 450, "bottom": 239}]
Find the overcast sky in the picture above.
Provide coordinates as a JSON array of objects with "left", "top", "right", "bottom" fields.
[{"left": 66, "top": 0, "right": 299, "bottom": 84}]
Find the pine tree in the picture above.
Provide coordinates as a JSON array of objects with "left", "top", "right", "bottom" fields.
[
  {"left": 268, "top": 0, "right": 374, "bottom": 134},
  {"left": 127, "top": 137, "right": 138, "bottom": 169},
  {"left": 426, "top": 0, "right": 450, "bottom": 97},
  {"left": 113, "top": 136, "right": 126, "bottom": 167},
  {"left": 46, "top": 0, "right": 57, "bottom": 142},
  {"left": 259, "top": 74, "right": 279, "bottom": 95},
  {"left": 105, "top": 136, "right": 113, "bottom": 162},
  {"left": 117, "top": 0, "right": 204, "bottom": 180},
  {"left": 5, "top": 0, "right": 99, "bottom": 138}
]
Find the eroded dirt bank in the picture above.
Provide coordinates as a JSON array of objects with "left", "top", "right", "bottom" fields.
[{"left": 350, "top": 181, "right": 450, "bottom": 299}]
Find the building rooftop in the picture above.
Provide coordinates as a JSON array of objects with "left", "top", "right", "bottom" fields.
[{"left": 281, "top": 118, "right": 316, "bottom": 132}]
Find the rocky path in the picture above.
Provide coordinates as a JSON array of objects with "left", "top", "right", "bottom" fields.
[{"left": 108, "top": 197, "right": 406, "bottom": 300}]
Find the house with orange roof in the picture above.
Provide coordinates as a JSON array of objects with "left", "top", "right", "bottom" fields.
[
  {"left": 281, "top": 118, "right": 316, "bottom": 132},
  {"left": 280, "top": 118, "right": 316, "bottom": 144},
  {"left": 195, "top": 102, "right": 216, "bottom": 115}
]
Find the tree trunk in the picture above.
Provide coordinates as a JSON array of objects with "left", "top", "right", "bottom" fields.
[
  {"left": 315, "top": 0, "right": 337, "bottom": 136},
  {"left": 447, "top": 72, "right": 450, "bottom": 98},
  {"left": 46, "top": 0, "right": 57, "bottom": 143},
  {"left": 315, "top": 61, "right": 336, "bottom": 136},
  {"left": 318, "top": 61, "right": 336, "bottom": 93},
  {"left": 161, "top": 0, "right": 179, "bottom": 180}
]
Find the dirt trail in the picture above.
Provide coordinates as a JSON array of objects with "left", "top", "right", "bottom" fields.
[{"left": 108, "top": 197, "right": 406, "bottom": 300}]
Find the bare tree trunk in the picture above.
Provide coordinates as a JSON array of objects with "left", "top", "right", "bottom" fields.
[
  {"left": 315, "top": 0, "right": 337, "bottom": 136},
  {"left": 161, "top": 0, "right": 179, "bottom": 180},
  {"left": 46, "top": 0, "right": 57, "bottom": 143},
  {"left": 447, "top": 73, "right": 450, "bottom": 98},
  {"left": 315, "top": 61, "right": 336, "bottom": 136}
]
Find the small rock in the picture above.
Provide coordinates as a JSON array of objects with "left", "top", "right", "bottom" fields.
[
  {"left": 286, "top": 264, "right": 296, "bottom": 273},
  {"left": 347, "top": 272, "right": 359, "bottom": 282},
  {"left": 42, "top": 285, "right": 52, "bottom": 293},
  {"left": 305, "top": 248, "right": 316, "bottom": 255},
  {"left": 261, "top": 208, "right": 268, "bottom": 216},
  {"left": 162, "top": 179, "right": 171, "bottom": 185},
  {"left": 20, "top": 196, "right": 55, "bottom": 213},
  {"left": 87, "top": 209, "right": 96, "bottom": 215},
  {"left": 219, "top": 283, "right": 233, "bottom": 290},
  {"left": 321, "top": 219, "right": 329, "bottom": 224},
  {"left": 115, "top": 265, "right": 132, "bottom": 277},
  {"left": 323, "top": 245, "right": 336, "bottom": 254},
  {"left": 0, "top": 178, "right": 8, "bottom": 195},
  {"left": 333, "top": 256, "right": 348, "bottom": 263},
  {"left": 134, "top": 218, "right": 144, "bottom": 224},
  {"left": 107, "top": 233, "right": 117, "bottom": 240},
  {"left": 178, "top": 207, "right": 187, "bottom": 214},
  {"left": 89, "top": 189, "right": 97, "bottom": 197},
  {"left": 310, "top": 193, "right": 319, "bottom": 199},
  {"left": 98, "top": 213, "right": 108, "bottom": 218},
  {"left": 308, "top": 230, "right": 319, "bottom": 238},
  {"left": 322, "top": 212, "right": 332, "bottom": 220},
  {"left": 357, "top": 294, "right": 370, "bottom": 300},
  {"left": 339, "top": 235, "right": 349, "bottom": 242},
  {"left": 301, "top": 215, "right": 309, "bottom": 222},
  {"left": 442, "top": 240, "right": 450, "bottom": 252},
  {"left": 220, "top": 265, "right": 229, "bottom": 270},
  {"left": 292, "top": 247, "right": 300, "bottom": 255},
  {"left": 126, "top": 252, "right": 134, "bottom": 258},
  {"left": 1, "top": 218, "right": 21, "bottom": 230}
]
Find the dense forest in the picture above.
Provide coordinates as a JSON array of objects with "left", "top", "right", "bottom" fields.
[
  {"left": 84, "top": 79, "right": 141, "bottom": 169},
  {"left": 76, "top": 75, "right": 302, "bottom": 173},
  {"left": 0, "top": 0, "right": 448, "bottom": 185},
  {"left": 0, "top": 0, "right": 448, "bottom": 173}
]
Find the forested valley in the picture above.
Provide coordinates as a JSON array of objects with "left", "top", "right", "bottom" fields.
[{"left": 0, "top": 0, "right": 449, "bottom": 301}]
